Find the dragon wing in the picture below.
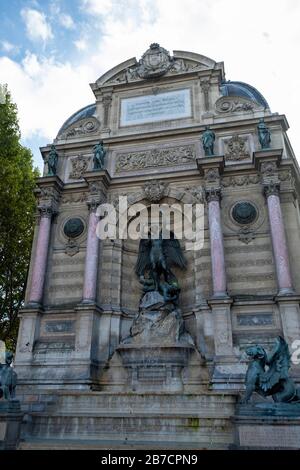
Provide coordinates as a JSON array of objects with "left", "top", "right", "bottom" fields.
[
  {"left": 260, "top": 336, "right": 291, "bottom": 392},
  {"left": 162, "top": 234, "right": 187, "bottom": 270},
  {"left": 135, "top": 239, "right": 151, "bottom": 276}
]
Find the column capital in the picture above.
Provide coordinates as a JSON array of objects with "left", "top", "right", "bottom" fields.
[
  {"left": 263, "top": 181, "right": 280, "bottom": 198},
  {"left": 205, "top": 187, "right": 222, "bottom": 203},
  {"left": 37, "top": 204, "right": 57, "bottom": 218}
]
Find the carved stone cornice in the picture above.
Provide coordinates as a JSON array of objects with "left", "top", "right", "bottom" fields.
[
  {"left": 196, "top": 156, "right": 225, "bottom": 179},
  {"left": 263, "top": 182, "right": 280, "bottom": 198}
]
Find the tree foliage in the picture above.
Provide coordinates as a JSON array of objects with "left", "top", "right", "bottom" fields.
[{"left": 0, "top": 85, "right": 39, "bottom": 350}]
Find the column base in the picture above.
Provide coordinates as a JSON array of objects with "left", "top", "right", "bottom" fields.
[
  {"left": 277, "top": 288, "right": 295, "bottom": 296},
  {"left": 210, "top": 292, "right": 230, "bottom": 300},
  {"left": 80, "top": 299, "right": 96, "bottom": 305}
]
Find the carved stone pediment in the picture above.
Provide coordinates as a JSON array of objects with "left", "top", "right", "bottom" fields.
[
  {"left": 101, "top": 44, "right": 214, "bottom": 86},
  {"left": 105, "top": 58, "right": 209, "bottom": 85},
  {"left": 215, "top": 96, "right": 262, "bottom": 114},
  {"left": 59, "top": 117, "right": 100, "bottom": 139}
]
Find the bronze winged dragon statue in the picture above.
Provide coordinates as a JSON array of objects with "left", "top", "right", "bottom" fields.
[{"left": 243, "top": 336, "right": 300, "bottom": 403}]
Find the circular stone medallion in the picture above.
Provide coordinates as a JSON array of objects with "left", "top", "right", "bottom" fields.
[
  {"left": 232, "top": 202, "right": 257, "bottom": 225},
  {"left": 63, "top": 218, "right": 84, "bottom": 238}
]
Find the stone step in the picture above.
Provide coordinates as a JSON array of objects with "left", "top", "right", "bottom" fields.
[
  {"left": 51, "top": 391, "right": 236, "bottom": 416},
  {"left": 18, "top": 437, "right": 228, "bottom": 450},
  {"left": 21, "top": 413, "right": 234, "bottom": 448}
]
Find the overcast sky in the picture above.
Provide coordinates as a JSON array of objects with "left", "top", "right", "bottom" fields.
[{"left": 0, "top": 0, "right": 299, "bottom": 170}]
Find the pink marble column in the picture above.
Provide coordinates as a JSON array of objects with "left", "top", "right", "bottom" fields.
[
  {"left": 265, "top": 184, "right": 294, "bottom": 295},
  {"left": 206, "top": 189, "right": 227, "bottom": 297},
  {"left": 28, "top": 206, "right": 53, "bottom": 305},
  {"left": 82, "top": 204, "right": 100, "bottom": 303}
]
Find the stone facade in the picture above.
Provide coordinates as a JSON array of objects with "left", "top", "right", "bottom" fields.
[{"left": 14, "top": 45, "right": 300, "bottom": 449}]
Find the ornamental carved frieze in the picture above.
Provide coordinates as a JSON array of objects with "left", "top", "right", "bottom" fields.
[
  {"left": 59, "top": 117, "right": 100, "bottom": 139},
  {"left": 115, "top": 144, "right": 196, "bottom": 173},
  {"left": 69, "top": 155, "right": 91, "bottom": 179},
  {"left": 61, "top": 192, "right": 87, "bottom": 204},
  {"left": 224, "top": 135, "right": 250, "bottom": 162},
  {"left": 215, "top": 96, "right": 258, "bottom": 114},
  {"left": 221, "top": 174, "right": 260, "bottom": 188},
  {"left": 143, "top": 180, "right": 167, "bottom": 202}
]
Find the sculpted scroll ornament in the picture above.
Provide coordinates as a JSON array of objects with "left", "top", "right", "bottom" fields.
[
  {"left": 59, "top": 117, "right": 100, "bottom": 139},
  {"left": 115, "top": 145, "right": 196, "bottom": 173},
  {"left": 69, "top": 155, "right": 90, "bottom": 179},
  {"left": 224, "top": 135, "right": 250, "bottom": 161},
  {"left": 215, "top": 96, "right": 256, "bottom": 114}
]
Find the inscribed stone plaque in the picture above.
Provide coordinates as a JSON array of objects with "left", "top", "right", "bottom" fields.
[
  {"left": 120, "top": 89, "right": 192, "bottom": 126},
  {"left": 45, "top": 321, "right": 74, "bottom": 333},
  {"left": 239, "top": 424, "right": 300, "bottom": 448}
]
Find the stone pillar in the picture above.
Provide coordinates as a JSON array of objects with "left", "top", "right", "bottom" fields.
[
  {"left": 197, "top": 156, "right": 228, "bottom": 298},
  {"left": 27, "top": 206, "right": 53, "bottom": 305},
  {"left": 197, "top": 156, "right": 236, "bottom": 381},
  {"left": 264, "top": 183, "right": 294, "bottom": 295},
  {"left": 254, "top": 149, "right": 294, "bottom": 296},
  {"left": 82, "top": 170, "right": 111, "bottom": 305},
  {"left": 82, "top": 202, "right": 101, "bottom": 303},
  {"left": 206, "top": 189, "right": 227, "bottom": 298},
  {"left": 27, "top": 176, "right": 62, "bottom": 306}
]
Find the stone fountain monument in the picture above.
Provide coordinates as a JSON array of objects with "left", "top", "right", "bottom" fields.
[{"left": 12, "top": 43, "right": 300, "bottom": 449}]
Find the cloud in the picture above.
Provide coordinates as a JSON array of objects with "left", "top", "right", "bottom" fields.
[
  {"left": 1, "top": 41, "right": 15, "bottom": 53},
  {"left": 21, "top": 8, "right": 53, "bottom": 43},
  {"left": 59, "top": 13, "right": 75, "bottom": 29},
  {"left": 74, "top": 38, "right": 88, "bottom": 51}
]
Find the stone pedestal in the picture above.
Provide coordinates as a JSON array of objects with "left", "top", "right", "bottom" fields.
[
  {"left": 117, "top": 343, "right": 194, "bottom": 392},
  {"left": 234, "top": 403, "right": 300, "bottom": 449},
  {"left": 0, "top": 400, "right": 23, "bottom": 450},
  {"left": 117, "top": 291, "right": 195, "bottom": 392}
]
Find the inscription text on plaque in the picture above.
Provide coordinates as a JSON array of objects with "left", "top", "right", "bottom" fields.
[{"left": 120, "top": 89, "right": 192, "bottom": 126}]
